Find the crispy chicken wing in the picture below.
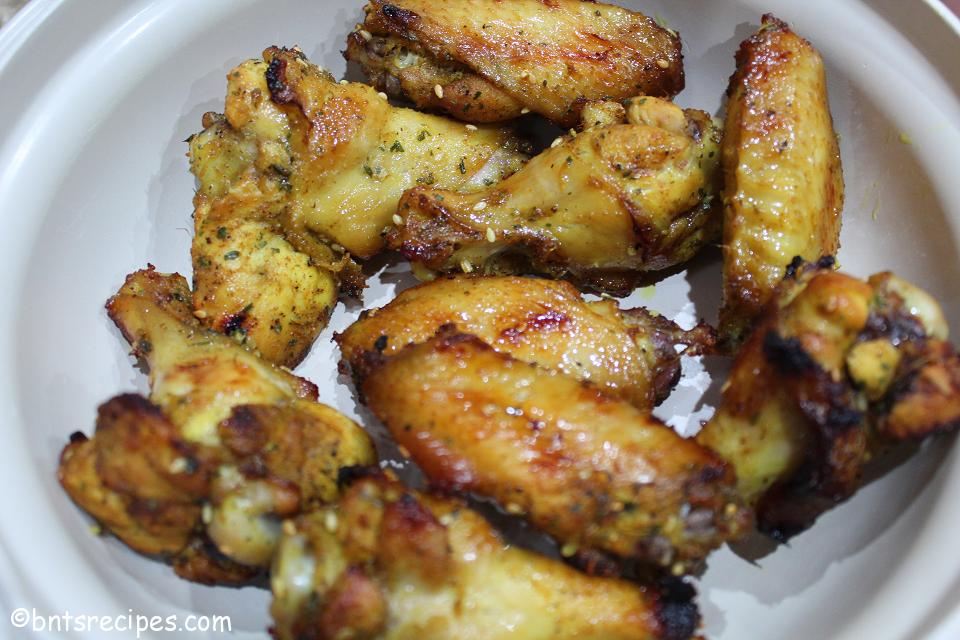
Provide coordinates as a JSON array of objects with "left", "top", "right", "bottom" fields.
[
  {"left": 345, "top": 0, "right": 683, "bottom": 127},
  {"left": 388, "top": 97, "right": 721, "bottom": 295},
  {"left": 719, "top": 15, "right": 844, "bottom": 345},
  {"left": 697, "top": 259, "right": 960, "bottom": 539},
  {"left": 336, "top": 274, "right": 714, "bottom": 410},
  {"left": 350, "top": 330, "right": 750, "bottom": 571},
  {"left": 59, "top": 268, "right": 375, "bottom": 583},
  {"left": 189, "top": 47, "right": 528, "bottom": 365},
  {"left": 270, "top": 472, "right": 700, "bottom": 640}
]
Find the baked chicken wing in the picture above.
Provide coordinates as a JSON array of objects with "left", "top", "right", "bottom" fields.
[
  {"left": 388, "top": 97, "right": 721, "bottom": 295},
  {"left": 697, "top": 259, "right": 960, "bottom": 539},
  {"left": 719, "top": 15, "right": 844, "bottom": 345},
  {"left": 59, "top": 267, "right": 375, "bottom": 583},
  {"left": 189, "top": 46, "right": 528, "bottom": 366},
  {"left": 350, "top": 330, "right": 750, "bottom": 571},
  {"left": 336, "top": 274, "right": 714, "bottom": 411},
  {"left": 345, "top": 0, "right": 683, "bottom": 127},
  {"left": 270, "top": 472, "right": 700, "bottom": 640}
]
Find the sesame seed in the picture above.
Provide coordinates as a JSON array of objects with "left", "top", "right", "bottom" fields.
[
  {"left": 568, "top": 128, "right": 577, "bottom": 137},
  {"left": 505, "top": 502, "right": 523, "bottom": 515},
  {"left": 193, "top": 309, "right": 208, "bottom": 319},
  {"left": 89, "top": 523, "right": 102, "bottom": 536},
  {"left": 282, "top": 520, "right": 297, "bottom": 536},
  {"left": 434, "top": 84, "right": 444, "bottom": 98},
  {"left": 486, "top": 227, "right": 496, "bottom": 243},
  {"left": 324, "top": 511, "right": 338, "bottom": 533},
  {"left": 656, "top": 59, "right": 670, "bottom": 68},
  {"left": 378, "top": 91, "right": 388, "bottom": 100},
  {"left": 358, "top": 29, "right": 373, "bottom": 42},
  {"left": 670, "top": 562, "right": 686, "bottom": 576},
  {"left": 560, "top": 542, "right": 579, "bottom": 557},
  {"left": 520, "top": 107, "right": 530, "bottom": 114},
  {"left": 392, "top": 214, "right": 404, "bottom": 226},
  {"left": 439, "top": 513, "right": 454, "bottom": 526},
  {"left": 339, "top": 79, "right": 348, "bottom": 85},
  {"left": 725, "top": 503, "right": 739, "bottom": 517},
  {"left": 201, "top": 503, "right": 213, "bottom": 524},
  {"left": 461, "top": 259, "right": 474, "bottom": 273},
  {"left": 519, "top": 70, "right": 531, "bottom": 79},
  {"left": 550, "top": 137, "right": 564, "bottom": 148},
  {"left": 473, "top": 201, "right": 487, "bottom": 211},
  {"left": 465, "top": 124, "right": 478, "bottom": 130},
  {"left": 168, "top": 457, "right": 188, "bottom": 474},
  {"left": 398, "top": 445, "right": 411, "bottom": 457}
]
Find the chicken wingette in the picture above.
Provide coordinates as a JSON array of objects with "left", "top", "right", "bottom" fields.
[
  {"left": 336, "top": 274, "right": 714, "bottom": 411},
  {"left": 350, "top": 330, "right": 750, "bottom": 571},
  {"left": 389, "top": 97, "right": 721, "bottom": 295},
  {"left": 719, "top": 15, "right": 844, "bottom": 345},
  {"left": 59, "top": 267, "right": 375, "bottom": 584},
  {"left": 697, "top": 259, "right": 960, "bottom": 539},
  {"left": 345, "top": 0, "right": 683, "bottom": 127},
  {"left": 270, "top": 472, "right": 700, "bottom": 640},
  {"left": 189, "top": 46, "right": 528, "bottom": 366}
]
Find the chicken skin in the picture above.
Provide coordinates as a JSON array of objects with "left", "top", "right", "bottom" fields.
[
  {"left": 350, "top": 330, "right": 750, "bottom": 571},
  {"left": 189, "top": 46, "right": 528, "bottom": 366},
  {"left": 697, "top": 259, "right": 960, "bottom": 539},
  {"left": 59, "top": 267, "right": 375, "bottom": 584},
  {"left": 270, "top": 472, "right": 700, "bottom": 640},
  {"left": 389, "top": 96, "right": 721, "bottom": 295},
  {"left": 336, "top": 274, "right": 714, "bottom": 411},
  {"left": 345, "top": 0, "right": 683, "bottom": 127},
  {"left": 719, "top": 16, "right": 844, "bottom": 345}
]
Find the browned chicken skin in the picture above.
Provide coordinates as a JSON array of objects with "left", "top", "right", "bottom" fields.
[
  {"left": 350, "top": 330, "right": 750, "bottom": 571},
  {"left": 58, "top": 268, "right": 375, "bottom": 584},
  {"left": 698, "top": 259, "right": 960, "bottom": 539},
  {"left": 719, "top": 16, "right": 844, "bottom": 345},
  {"left": 189, "top": 46, "right": 528, "bottom": 366},
  {"left": 346, "top": 0, "right": 683, "bottom": 127},
  {"left": 336, "top": 274, "right": 714, "bottom": 411},
  {"left": 388, "top": 96, "right": 721, "bottom": 295},
  {"left": 270, "top": 472, "right": 700, "bottom": 640}
]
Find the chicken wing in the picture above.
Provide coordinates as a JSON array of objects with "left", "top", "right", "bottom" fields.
[
  {"left": 270, "top": 472, "right": 700, "bottom": 640},
  {"left": 719, "top": 15, "right": 844, "bottom": 345},
  {"left": 388, "top": 97, "right": 721, "bottom": 295},
  {"left": 345, "top": 0, "right": 683, "bottom": 127},
  {"left": 697, "top": 259, "right": 960, "bottom": 539},
  {"left": 336, "top": 274, "right": 714, "bottom": 410},
  {"left": 59, "top": 267, "right": 375, "bottom": 583},
  {"left": 189, "top": 46, "right": 528, "bottom": 365},
  {"left": 350, "top": 330, "right": 750, "bottom": 571}
]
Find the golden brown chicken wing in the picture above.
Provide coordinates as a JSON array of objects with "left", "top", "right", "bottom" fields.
[
  {"left": 270, "top": 472, "right": 700, "bottom": 640},
  {"left": 345, "top": 0, "right": 683, "bottom": 127},
  {"left": 189, "top": 46, "right": 528, "bottom": 366},
  {"left": 388, "top": 97, "right": 721, "bottom": 295},
  {"left": 350, "top": 330, "right": 750, "bottom": 571},
  {"left": 719, "top": 15, "right": 844, "bottom": 345},
  {"left": 336, "top": 274, "right": 714, "bottom": 410},
  {"left": 697, "top": 259, "right": 960, "bottom": 539},
  {"left": 59, "top": 267, "right": 375, "bottom": 584}
]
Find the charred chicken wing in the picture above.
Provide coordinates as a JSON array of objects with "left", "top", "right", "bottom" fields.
[
  {"left": 189, "top": 46, "right": 528, "bottom": 365},
  {"left": 59, "top": 268, "right": 375, "bottom": 583},
  {"left": 270, "top": 472, "right": 700, "bottom": 640},
  {"left": 337, "top": 274, "right": 714, "bottom": 410},
  {"left": 345, "top": 0, "right": 683, "bottom": 127},
  {"left": 719, "top": 15, "right": 844, "bottom": 345},
  {"left": 389, "top": 96, "right": 721, "bottom": 295},
  {"left": 697, "top": 259, "right": 960, "bottom": 539},
  {"left": 350, "top": 330, "right": 750, "bottom": 570}
]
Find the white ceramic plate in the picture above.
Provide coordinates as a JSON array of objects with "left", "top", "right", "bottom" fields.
[{"left": 1, "top": 1, "right": 960, "bottom": 638}]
